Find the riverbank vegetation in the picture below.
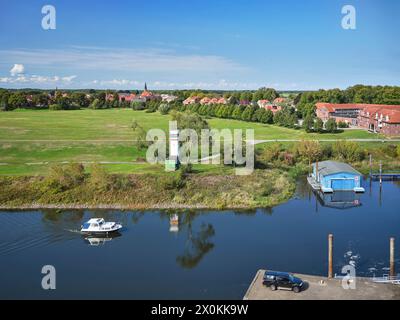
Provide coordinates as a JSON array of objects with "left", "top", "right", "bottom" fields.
[
  {"left": 256, "top": 140, "right": 400, "bottom": 175},
  {"left": 0, "top": 164, "right": 295, "bottom": 210},
  {"left": 3, "top": 138, "right": 398, "bottom": 210},
  {"left": 1, "top": 137, "right": 398, "bottom": 209}
]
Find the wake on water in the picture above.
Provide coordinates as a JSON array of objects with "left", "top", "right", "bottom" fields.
[{"left": 65, "top": 228, "right": 83, "bottom": 234}]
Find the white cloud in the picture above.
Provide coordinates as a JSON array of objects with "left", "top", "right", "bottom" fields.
[
  {"left": 86, "top": 79, "right": 281, "bottom": 90},
  {"left": 96, "top": 79, "right": 140, "bottom": 86},
  {"left": 0, "top": 47, "right": 247, "bottom": 73},
  {"left": 62, "top": 75, "right": 77, "bottom": 82},
  {"left": 0, "top": 74, "right": 77, "bottom": 85},
  {"left": 10, "top": 64, "right": 25, "bottom": 76}
]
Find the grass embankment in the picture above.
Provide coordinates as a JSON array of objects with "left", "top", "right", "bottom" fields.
[
  {"left": 0, "top": 108, "right": 383, "bottom": 175},
  {"left": 0, "top": 166, "right": 296, "bottom": 210}
]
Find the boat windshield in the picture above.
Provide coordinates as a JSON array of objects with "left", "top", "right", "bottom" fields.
[{"left": 82, "top": 223, "right": 91, "bottom": 229}]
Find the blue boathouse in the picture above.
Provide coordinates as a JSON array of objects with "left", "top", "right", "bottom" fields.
[{"left": 310, "top": 160, "right": 365, "bottom": 193}]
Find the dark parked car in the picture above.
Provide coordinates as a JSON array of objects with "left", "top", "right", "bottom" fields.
[{"left": 262, "top": 271, "right": 304, "bottom": 293}]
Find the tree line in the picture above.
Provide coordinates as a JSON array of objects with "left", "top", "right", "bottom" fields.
[{"left": 0, "top": 87, "right": 285, "bottom": 111}]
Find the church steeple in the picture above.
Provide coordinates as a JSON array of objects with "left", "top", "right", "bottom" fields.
[{"left": 140, "top": 82, "right": 153, "bottom": 98}]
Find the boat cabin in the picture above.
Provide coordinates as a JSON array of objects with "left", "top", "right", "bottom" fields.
[{"left": 82, "top": 218, "right": 105, "bottom": 229}]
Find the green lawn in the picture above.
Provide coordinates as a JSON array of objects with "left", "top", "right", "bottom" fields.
[
  {"left": 0, "top": 108, "right": 385, "bottom": 175},
  {"left": 0, "top": 108, "right": 381, "bottom": 141}
]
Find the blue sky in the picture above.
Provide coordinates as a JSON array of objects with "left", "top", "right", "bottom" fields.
[{"left": 0, "top": 0, "right": 399, "bottom": 90}]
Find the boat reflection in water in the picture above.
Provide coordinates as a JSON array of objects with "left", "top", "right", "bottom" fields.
[
  {"left": 84, "top": 232, "right": 122, "bottom": 246},
  {"left": 315, "top": 191, "right": 362, "bottom": 210}
]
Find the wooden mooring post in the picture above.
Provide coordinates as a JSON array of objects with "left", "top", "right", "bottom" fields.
[
  {"left": 369, "top": 154, "right": 372, "bottom": 176},
  {"left": 390, "top": 237, "right": 395, "bottom": 278},
  {"left": 328, "top": 234, "right": 333, "bottom": 279},
  {"left": 325, "top": 234, "right": 395, "bottom": 280}
]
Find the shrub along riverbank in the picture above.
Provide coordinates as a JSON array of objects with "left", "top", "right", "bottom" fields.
[
  {"left": 0, "top": 163, "right": 297, "bottom": 210},
  {"left": 255, "top": 140, "right": 400, "bottom": 175}
]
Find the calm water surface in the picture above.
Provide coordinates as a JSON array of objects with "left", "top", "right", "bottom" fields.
[{"left": 0, "top": 178, "right": 399, "bottom": 299}]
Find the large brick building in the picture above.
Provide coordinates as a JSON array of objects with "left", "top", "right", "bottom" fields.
[
  {"left": 315, "top": 103, "right": 365, "bottom": 126},
  {"left": 358, "top": 105, "right": 400, "bottom": 136},
  {"left": 315, "top": 102, "right": 400, "bottom": 136}
]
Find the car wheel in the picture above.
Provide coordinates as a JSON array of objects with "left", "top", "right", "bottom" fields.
[
  {"left": 293, "top": 286, "right": 300, "bottom": 293},
  {"left": 270, "top": 284, "right": 277, "bottom": 291}
]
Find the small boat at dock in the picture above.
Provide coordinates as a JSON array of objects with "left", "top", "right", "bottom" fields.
[{"left": 80, "top": 218, "right": 122, "bottom": 234}]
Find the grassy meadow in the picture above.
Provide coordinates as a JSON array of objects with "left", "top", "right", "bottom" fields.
[{"left": 0, "top": 108, "right": 386, "bottom": 175}]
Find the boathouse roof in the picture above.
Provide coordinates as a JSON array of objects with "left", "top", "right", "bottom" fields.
[{"left": 314, "top": 161, "right": 361, "bottom": 176}]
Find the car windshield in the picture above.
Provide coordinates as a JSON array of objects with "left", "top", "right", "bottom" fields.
[{"left": 288, "top": 274, "right": 295, "bottom": 281}]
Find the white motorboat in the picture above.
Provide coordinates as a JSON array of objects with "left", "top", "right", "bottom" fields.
[{"left": 80, "top": 218, "right": 122, "bottom": 234}]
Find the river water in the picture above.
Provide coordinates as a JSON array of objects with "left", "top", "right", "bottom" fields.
[{"left": 0, "top": 178, "right": 399, "bottom": 299}]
